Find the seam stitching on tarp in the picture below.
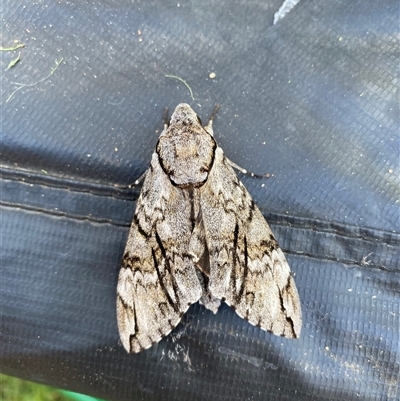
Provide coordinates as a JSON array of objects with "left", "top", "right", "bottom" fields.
[
  {"left": 1, "top": 176, "right": 399, "bottom": 244},
  {"left": 0, "top": 166, "right": 140, "bottom": 200},
  {"left": 0, "top": 201, "right": 130, "bottom": 226}
]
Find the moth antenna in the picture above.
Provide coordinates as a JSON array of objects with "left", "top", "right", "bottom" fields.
[
  {"left": 226, "top": 158, "right": 273, "bottom": 179},
  {"left": 163, "top": 107, "right": 169, "bottom": 128},
  {"left": 207, "top": 104, "right": 220, "bottom": 124},
  {"left": 203, "top": 104, "right": 220, "bottom": 135}
]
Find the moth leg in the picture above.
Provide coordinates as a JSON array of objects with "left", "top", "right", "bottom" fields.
[
  {"left": 133, "top": 170, "right": 148, "bottom": 186},
  {"left": 113, "top": 169, "right": 148, "bottom": 189},
  {"left": 226, "top": 158, "right": 273, "bottom": 179}
]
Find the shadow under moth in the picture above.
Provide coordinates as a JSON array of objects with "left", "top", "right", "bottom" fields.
[{"left": 117, "top": 103, "right": 302, "bottom": 353}]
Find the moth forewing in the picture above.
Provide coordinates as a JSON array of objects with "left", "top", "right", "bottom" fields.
[{"left": 117, "top": 103, "right": 302, "bottom": 353}]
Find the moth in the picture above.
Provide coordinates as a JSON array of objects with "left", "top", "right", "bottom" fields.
[{"left": 117, "top": 103, "right": 302, "bottom": 353}]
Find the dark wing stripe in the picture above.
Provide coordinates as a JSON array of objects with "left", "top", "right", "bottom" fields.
[
  {"left": 237, "top": 235, "right": 249, "bottom": 303},
  {"left": 151, "top": 248, "right": 178, "bottom": 312},
  {"left": 154, "top": 231, "right": 182, "bottom": 310}
]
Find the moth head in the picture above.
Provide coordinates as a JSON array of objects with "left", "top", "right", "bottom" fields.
[{"left": 157, "top": 104, "right": 216, "bottom": 188}]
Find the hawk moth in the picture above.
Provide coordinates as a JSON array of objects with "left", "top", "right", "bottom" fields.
[{"left": 117, "top": 103, "right": 302, "bottom": 353}]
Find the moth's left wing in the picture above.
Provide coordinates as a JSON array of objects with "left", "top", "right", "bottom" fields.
[
  {"left": 117, "top": 153, "right": 203, "bottom": 353},
  {"left": 197, "top": 147, "right": 302, "bottom": 338}
]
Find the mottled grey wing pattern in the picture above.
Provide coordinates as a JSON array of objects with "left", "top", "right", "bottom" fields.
[
  {"left": 117, "top": 103, "right": 301, "bottom": 354},
  {"left": 197, "top": 147, "right": 302, "bottom": 338},
  {"left": 117, "top": 152, "right": 203, "bottom": 353}
]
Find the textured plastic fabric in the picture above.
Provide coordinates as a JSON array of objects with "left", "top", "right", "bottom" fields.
[{"left": 1, "top": 1, "right": 399, "bottom": 400}]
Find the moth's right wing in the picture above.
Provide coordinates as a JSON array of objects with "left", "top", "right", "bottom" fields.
[
  {"left": 117, "top": 153, "right": 203, "bottom": 353},
  {"left": 196, "top": 147, "right": 302, "bottom": 338}
]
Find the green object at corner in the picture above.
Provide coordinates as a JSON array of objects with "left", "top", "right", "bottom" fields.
[{"left": 60, "top": 390, "right": 107, "bottom": 401}]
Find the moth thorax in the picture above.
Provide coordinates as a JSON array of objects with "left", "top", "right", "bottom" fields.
[{"left": 157, "top": 130, "right": 216, "bottom": 188}]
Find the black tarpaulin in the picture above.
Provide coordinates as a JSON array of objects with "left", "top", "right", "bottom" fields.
[{"left": 1, "top": 1, "right": 399, "bottom": 400}]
